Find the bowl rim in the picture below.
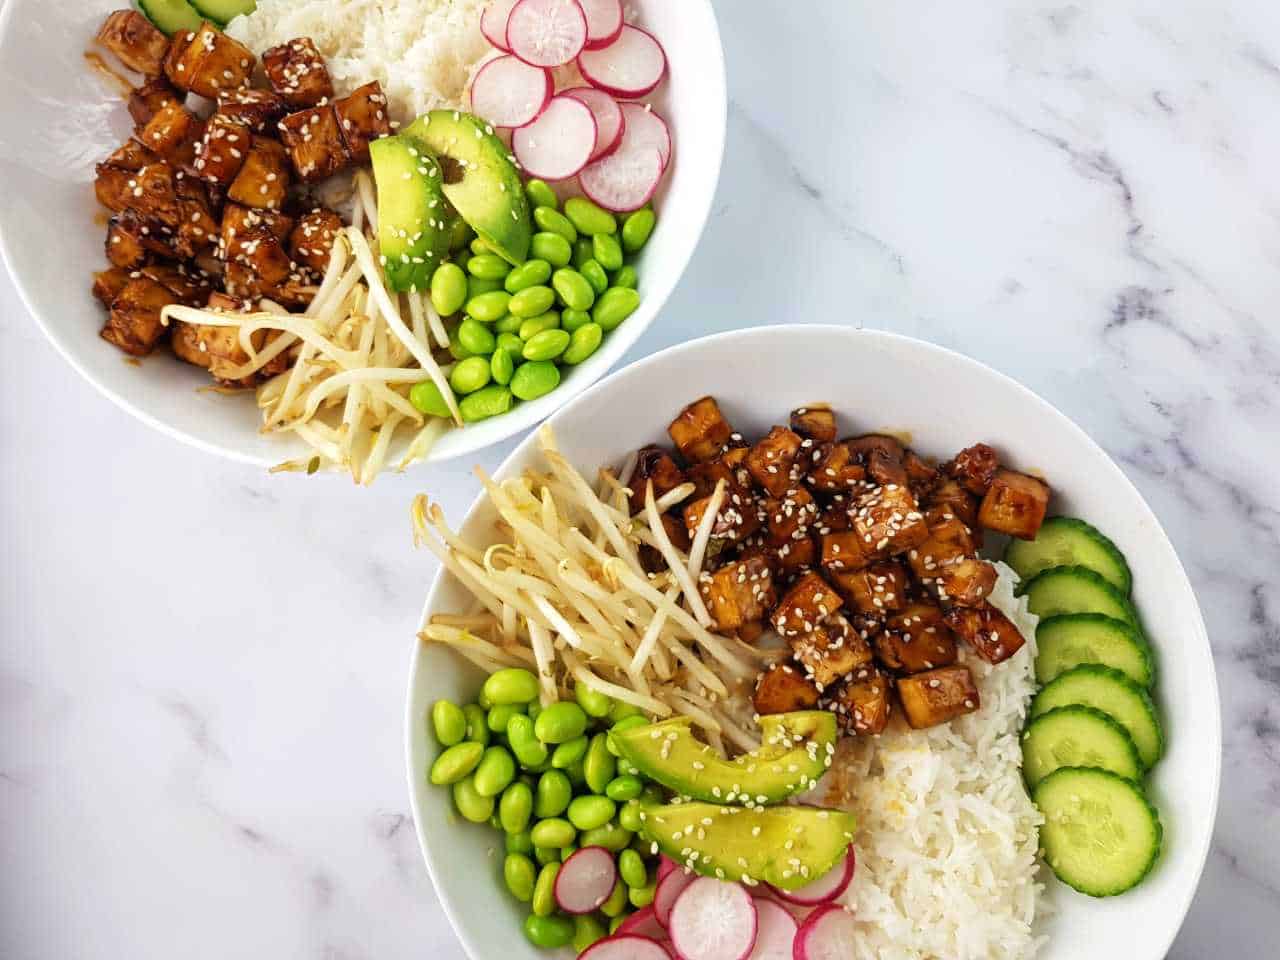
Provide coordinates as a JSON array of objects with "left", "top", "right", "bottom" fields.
[
  {"left": 0, "top": 0, "right": 728, "bottom": 468},
  {"left": 403, "top": 323, "right": 1221, "bottom": 960}
]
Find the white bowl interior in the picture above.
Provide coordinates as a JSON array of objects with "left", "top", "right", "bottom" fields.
[
  {"left": 407, "top": 326, "right": 1220, "bottom": 960},
  {"left": 0, "top": 0, "right": 725, "bottom": 466}
]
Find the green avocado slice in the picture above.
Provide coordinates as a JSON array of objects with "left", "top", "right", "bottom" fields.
[
  {"left": 610, "top": 711, "right": 837, "bottom": 805},
  {"left": 401, "top": 110, "right": 531, "bottom": 265},
  {"left": 640, "top": 802, "right": 856, "bottom": 891},
  {"left": 369, "top": 134, "right": 451, "bottom": 293}
]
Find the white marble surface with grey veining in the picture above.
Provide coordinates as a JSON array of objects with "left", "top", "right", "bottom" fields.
[{"left": 1, "top": 1, "right": 1278, "bottom": 957}]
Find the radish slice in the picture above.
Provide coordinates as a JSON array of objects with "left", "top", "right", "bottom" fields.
[
  {"left": 577, "top": 24, "right": 668, "bottom": 98},
  {"left": 654, "top": 867, "right": 696, "bottom": 928},
  {"left": 579, "top": 145, "right": 662, "bottom": 212},
  {"left": 792, "top": 904, "right": 856, "bottom": 960},
  {"left": 513, "top": 94, "right": 597, "bottom": 180},
  {"left": 745, "top": 900, "right": 797, "bottom": 960},
  {"left": 580, "top": 935, "right": 673, "bottom": 960},
  {"left": 506, "top": 0, "right": 587, "bottom": 68},
  {"left": 618, "top": 102, "right": 671, "bottom": 169},
  {"left": 469, "top": 55, "right": 552, "bottom": 128},
  {"left": 579, "top": 0, "right": 623, "bottom": 49},
  {"left": 769, "top": 850, "right": 855, "bottom": 907},
  {"left": 618, "top": 906, "right": 667, "bottom": 941},
  {"left": 481, "top": 0, "right": 519, "bottom": 50},
  {"left": 555, "top": 846, "right": 618, "bottom": 915},
  {"left": 563, "top": 86, "right": 625, "bottom": 161},
  {"left": 667, "top": 878, "right": 758, "bottom": 960},
  {"left": 657, "top": 856, "right": 678, "bottom": 884}
]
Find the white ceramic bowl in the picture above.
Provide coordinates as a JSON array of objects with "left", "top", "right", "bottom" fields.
[
  {"left": 406, "top": 325, "right": 1220, "bottom": 960},
  {"left": 0, "top": 0, "right": 725, "bottom": 466}
]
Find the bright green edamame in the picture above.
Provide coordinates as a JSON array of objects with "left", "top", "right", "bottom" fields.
[
  {"left": 531, "top": 862, "right": 561, "bottom": 918},
  {"left": 561, "top": 308, "right": 591, "bottom": 333},
  {"left": 615, "top": 756, "right": 640, "bottom": 778},
  {"left": 523, "top": 913, "right": 573, "bottom": 949},
  {"left": 530, "top": 232, "right": 572, "bottom": 267},
  {"left": 565, "top": 196, "right": 617, "bottom": 236},
  {"left": 609, "top": 915, "right": 628, "bottom": 935},
  {"left": 522, "top": 328, "right": 570, "bottom": 362},
  {"left": 452, "top": 776, "right": 494, "bottom": 823},
  {"left": 508, "top": 284, "right": 556, "bottom": 319},
  {"left": 429, "top": 262, "right": 467, "bottom": 316},
  {"left": 531, "top": 817, "right": 576, "bottom": 849},
  {"left": 410, "top": 380, "right": 455, "bottom": 418},
  {"left": 611, "top": 702, "right": 645, "bottom": 724},
  {"left": 499, "top": 781, "right": 534, "bottom": 834},
  {"left": 449, "top": 355, "right": 491, "bottom": 395},
  {"left": 579, "top": 822, "right": 633, "bottom": 852},
  {"left": 463, "top": 704, "right": 490, "bottom": 745},
  {"left": 466, "top": 253, "right": 510, "bottom": 279},
  {"left": 490, "top": 347, "right": 514, "bottom": 386},
  {"left": 459, "top": 385, "right": 513, "bottom": 422},
  {"left": 605, "top": 775, "right": 643, "bottom": 802},
  {"left": 495, "top": 313, "right": 525, "bottom": 334},
  {"left": 484, "top": 668, "right": 540, "bottom": 705},
  {"left": 486, "top": 702, "right": 522, "bottom": 734},
  {"left": 534, "top": 206, "right": 578, "bottom": 243},
  {"left": 504, "top": 853, "right": 537, "bottom": 902},
  {"left": 534, "top": 701, "right": 588, "bottom": 744},
  {"left": 579, "top": 258, "right": 609, "bottom": 295},
  {"left": 506, "top": 829, "right": 535, "bottom": 856},
  {"left": 562, "top": 323, "right": 602, "bottom": 365},
  {"left": 612, "top": 265, "right": 638, "bottom": 290},
  {"left": 618, "top": 849, "right": 647, "bottom": 889},
  {"left": 430, "top": 741, "right": 483, "bottom": 785},
  {"left": 467, "top": 274, "right": 502, "bottom": 299},
  {"left": 618, "top": 799, "right": 644, "bottom": 833},
  {"left": 470, "top": 237, "right": 494, "bottom": 256},
  {"left": 560, "top": 844, "right": 578, "bottom": 863},
  {"left": 629, "top": 882, "right": 656, "bottom": 908},
  {"left": 525, "top": 178, "right": 558, "bottom": 210},
  {"left": 567, "top": 795, "right": 616, "bottom": 832},
  {"left": 465, "top": 289, "right": 511, "bottom": 323},
  {"left": 457, "top": 317, "right": 495, "bottom": 355},
  {"left": 552, "top": 268, "right": 596, "bottom": 311},
  {"left": 593, "top": 286, "right": 640, "bottom": 331},
  {"left": 622, "top": 208, "right": 656, "bottom": 252},
  {"left": 600, "top": 879, "right": 628, "bottom": 917},
  {"left": 518, "top": 312, "right": 559, "bottom": 340},
  {"left": 509, "top": 715, "right": 550, "bottom": 769},
  {"left": 573, "top": 238, "right": 594, "bottom": 269},
  {"left": 473, "top": 745, "right": 517, "bottom": 797},
  {"left": 534, "top": 769, "right": 572, "bottom": 818},
  {"left": 592, "top": 233, "right": 623, "bottom": 271},
  {"left": 431, "top": 700, "right": 467, "bottom": 746},
  {"left": 504, "top": 258, "right": 553, "bottom": 293},
  {"left": 584, "top": 734, "right": 616, "bottom": 794},
  {"left": 510, "top": 360, "right": 560, "bottom": 401},
  {"left": 534, "top": 845, "right": 559, "bottom": 866},
  {"left": 496, "top": 331, "right": 525, "bottom": 359},
  {"left": 550, "top": 735, "right": 589, "bottom": 769},
  {"left": 572, "top": 914, "right": 607, "bottom": 954},
  {"left": 575, "top": 683, "right": 612, "bottom": 719},
  {"left": 448, "top": 326, "right": 475, "bottom": 361}
]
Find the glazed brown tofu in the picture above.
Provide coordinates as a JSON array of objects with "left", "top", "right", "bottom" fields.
[
  {"left": 923, "top": 476, "right": 979, "bottom": 530},
  {"left": 820, "top": 529, "right": 870, "bottom": 576},
  {"left": 978, "top": 469, "right": 1050, "bottom": 540},
  {"left": 944, "top": 602, "right": 1027, "bottom": 664},
  {"left": 907, "top": 515, "right": 976, "bottom": 582},
  {"left": 92, "top": 267, "right": 132, "bottom": 306},
  {"left": 790, "top": 613, "right": 874, "bottom": 688},
  {"left": 897, "top": 666, "right": 980, "bottom": 729},
  {"left": 227, "top": 138, "right": 291, "bottom": 210},
  {"left": 101, "top": 276, "right": 173, "bottom": 355},
  {"left": 771, "top": 533, "right": 817, "bottom": 578},
  {"left": 816, "top": 501, "right": 852, "bottom": 534},
  {"left": 194, "top": 114, "right": 251, "bottom": 187},
  {"left": 104, "top": 139, "right": 159, "bottom": 173},
  {"left": 826, "top": 665, "right": 891, "bottom": 735},
  {"left": 789, "top": 405, "right": 837, "bottom": 443},
  {"left": 669, "top": 396, "right": 732, "bottom": 463},
  {"left": 763, "top": 485, "right": 818, "bottom": 548},
  {"left": 935, "top": 558, "right": 998, "bottom": 607},
  {"left": 876, "top": 601, "right": 958, "bottom": 673},
  {"left": 805, "top": 442, "right": 866, "bottom": 493},
  {"left": 945, "top": 443, "right": 1000, "bottom": 496},
  {"left": 828, "top": 560, "right": 910, "bottom": 616},
  {"left": 165, "top": 23, "right": 255, "bottom": 98},
  {"left": 173, "top": 295, "right": 291, "bottom": 385},
  {"left": 289, "top": 207, "right": 344, "bottom": 274},
  {"left": 217, "top": 88, "right": 288, "bottom": 134},
  {"left": 851, "top": 482, "right": 929, "bottom": 559},
  {"left": 848, "top": 434, "right": 908, "bottom": 487},
  {"left": 333, "top": 80, "right": 392, "bottom": 163},
  {"left": 753, "top": 662, "right": 820, "bottom": 715},
  {"left": 278, "top": 105, "right": 348, "bottom": 182},
  {"left": 903, "top": 449, "right": 938, "bottom": 491},
  {"left": 128, "top": 77, "right": 180, "bottom": 129},
  {"left": 125, "top": 162, "right": 180, "bottom": 227},
  {"left": 94, "top": 164, "right": 140, "bottom": 213},
  {"left": 173, "top": 192, "right": 219, "bottom": 259},
  {"left": 770, "top": 571, "right": 842, "bottom": 639},
  {"left": 137, "top": 100, "right": 199, "bottom": 161},
  {"left": 699, "top": 553, "right": 775, "bottom": 632},
  {"left": 105, "top": 215, "right": 162, "bottom": 268},
  {"left": 141, "top": 263, "right": 212, "bottom": 306},
  {"left": 234, "top": 226, "right": 293, "bottom": 284},
  {"left": 628, "top": 445, "right": 686, "bottom": 513},
  {"left": 262, "top": 37, "right": 335, "bottom": 108},
  {"left": 97, "top": 10, "right": 169, "bottom": 76},
  {"left": 746, "top": 426, "right": 804, "bottom": 496},
  {"left": 682, "top": 488, "right": 761, "bottom": 545},
  {"left": 163, "top": 29, "right": 196, "bottom": 86}
]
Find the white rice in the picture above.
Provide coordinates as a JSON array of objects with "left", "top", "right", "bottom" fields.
[{"left": 815, "top": 562, "right": 1049, "bottom": 960}]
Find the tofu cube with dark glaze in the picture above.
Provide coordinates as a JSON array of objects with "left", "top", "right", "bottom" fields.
[
  {"left": 805, "top": 442, "right": 866, "bottom": 493},
  {"left": 944, "top": 602, "right": 1027, "bottom": 664},
  {"left": 897, "top": 666, "right": 980, "bottom": 729},
  {"left": 699, "top": 554, "right": 775, "bottom": 633},
  {"left": 128, "top": 77, "right": 180, "bottom": 129},
  {"left": 165, "top": 23, "right": 255, "bottom": 99},
  {"left": 262, "top": 37, "right": 335, "bottom": 108},
  {"left": 851, "top": 483, "right": 929, "bottom": 559},
  {"left": 923, "top": 477, "right": 980, "bottom": 530},
  {"left": 770, "top": 571, "right": 842, "bottom": 639},
  {"left": 820, "top": 530, "right": 871, "bottom": 576},
  {"left": 97, "top": 10, "right": 169, "bottom": 76},
  {"left": 101, "top": 276, "right": 173, "bottom": 355},
  {"left": 876, "top": 601, "right": 958, "bottom": 674},
  {"left": 945, "top": 443, "right": 1000, "bottom": 496},
  {"left": 764, "top": 485, "right": 818, "bottom": 548},
  {"left": 289, "top": 207, "right": 344, "bottom": 274},
  {"left": 668, "top": 396, "right": 732, "bottom": 463},
  {"left": 825, "top": 665, "right": 891, "bottom": 735},
  {"left": 790, "top": 613, "right": 874, "bottom": 689},
  {"left": 137, "top": 100, "right": 199, "bottom": 161},
  {"left": 228, "top": 138, "right": 291, "bottom": 210},
  {"left": 278, "top": 106, "right": 348, "bottom": 183},
  {"left": 907, "top": 515, "right": 977, "bottom": 582},
  {"left": 828, "top": 560, "right": 910, "bottom": 616},
  {"left": 746, "top": 426, "right": 804, "bottom": 497},
  {"left": 789, "top": 405, "right": 837, "bottom": 443},
  {"left": 934, "top": 558, "right": 998, "bottom": 607},
  {"left": 848, "top": 434, "right": 908, "bottom": 487},
  {"left": 978, "top": 469, "right": 1050, "bottom": 540},
  {"left": 753, "top": 662, "right": 820, "bottom": 715},
  {"left": 217, "top": 88, "right": 288, "bottom": 134},
  {"left": 333, "top": 80, "right": 392, "bottom": 163},
  {"left": 628, "top": 445, "right": 686, "bottom": 514},
  {"left": 195, "top": 115, "right": 251, "bottom": 187}
]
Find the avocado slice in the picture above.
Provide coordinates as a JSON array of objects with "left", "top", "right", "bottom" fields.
[
  {"left": 610, "top": 711, "right": 837, "bottom": 805},
  {"left": 640, "top": 802, "right": 855, "bottom": 891},
  {"left": 401, "top": 110, "right": 531, "bottom": 265},
  {"left": 369, "top": 133, "right": 451, "bottom": 293}
]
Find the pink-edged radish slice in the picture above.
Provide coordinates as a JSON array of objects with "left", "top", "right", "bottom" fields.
[
  {"left": 657, "top": 856, "right": 678, "bottom": 884},
  {"left": 554, "top": 846, "right": 618, "bottom": 915},
  {"left": 562, "top": 86, "right": 625, "bottom": 161},
  {"left": 579, "top": 145, "right": 663, "bottom": 212},
  {"left": 481, "top": 0, "right": 520, "bottom": 50},
  {"left": 579, "top": 0, "right": 623, "bottom": 49},
  {"left": 617, "top": 905, "right": 667, "bottom": 941},
  {"left": 469, "top": 55, "right": 552, "bottom": 128},
  {"left": 577, "top": 24, "right": 668, "bottom": 98},
  {"left": 506, "top": 0, "right": 587, "bottom": 68},
  {"left": 580, "top": 935, "right": 673, "bottom": 960},
  {"left": 667, "top": 878, "right": 758, "bottom": 960},
  {"left": 792, "top": 904, "right": 856, "bottom": 960},
  {"left": 745, "top": 900, "right": 796, "bottom": 960},
  {"left": 654, "top": 867, "right": 696, "bottom": 928},
  {"left": 618, "top": 102, "right": 671, "bottom": 169},
  {"left": 769, "top": 850, "right": 855, "bottom": 907},
  {"left": 513, "top": 94, "right": 597, "bottom": 180}
]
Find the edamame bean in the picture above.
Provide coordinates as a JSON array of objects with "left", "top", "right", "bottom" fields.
[
  {"left": 561, "top": 308, "right": 592, "bottom": 333},
  {"left": 459, "top": 385, "right": 513, "bottom": 422},
  {"left": 449, "top": 355, "right": 491, "bottom": 395},
  {"left": 527, "top": 701, "right": 543, "bottom": 722},
  {"left": 573, "top": 238, "right": 594, "bottom": 269},
  {"left": 604, "top": 776, "right": 643, "bottom": 802},
  {"left": 618, "top": 799, "right": 644, "bottom": 833},
  {"left": 430, "top": 741, "right": 484, "bottom": 785},
  {"left": 579, "top": 258, "right": 609, "bottom": 295},
  {"left": 611, "top": 702, "right": 645, "bottom": 723},
  {"left": 564, "top": 757, "right": 587, "bottom": 789},
  {"left": 552, "top": 268, "right": 596, "bottom": 311},
  {"left": 592, "top": 233, "right": 623, "bottom": 271},
  {"left": 575, "top": 683, "right": 612, "bottom": 719},
  {"left": 535, "top": 701, "right": 588, "bottom": 744},
  {"left": 584, "top": 734, "right": 616, "bottom": 794},
  {"left": 429, "top": 262, "right": 468, "bottom": 316},
  {"left": 504, "top": 853, "right": 537, "bottom": 902},
  {"left": 532, "top": 862, "right": 561, "bottom": 917},
  {"left": 508, "top": 284, "right": 556, "bottom": 319},
  {"left": 431, "top": 700, "right": 467, "bottom": 746},
  {"left": 470, "top": 237, "right": 494, "bottom": 256},
  {"left": 562, "top": 322, "right": 603, "bottom": 365},
  {"left": 567, "top": 795, "right": 616, "bottom": 832},
  {"left": 534, "top": 769, "right": 573, "bottom": 818},
  {"left": 550, "top": 735, "right": 589, "bottom": 770},
  {"left": 565, "top": 196, "right": 617, "bottom": 236},
  {"left": 490, "top": 347, "right": 514, "bottom": 386},
  {"left": 452, "top": 776, "right": 494, "bottom": 823},
  {"left": 534, "top": 206, "right": 578, "bottom": 243},
  {"left": 484, "top": 668, "right": 541, "bottom": 705},
  {"left": 534, "top": 845, "right": 559, "bottom": 866},
  {"left": 615, "top": 756, "right": 640, "bottom": 778},
  {"left": 629, "top": 882, "right": 656, "bottom": 908},
  {"left": 560, "top": 846, "right": 578, "bottom": 863},
  {"left": 474, "top": 745, "right": 517, "bottom": 797},
  {"left": 506, "top": 829, "right": 535, "bottom": 856},
  {"left": 449, "top": 218, "right": 472, "bottom": 252},
  {"left": 531, "top": 817, "right": 576, "bottom": 850},
  {"left": 496, "top": 332, "right": 525, "bottom": 359},
  {"left": 530, "top": 232, "right": 572, "bottom": 267},
  {"left": 463, "top": 704, "right": 490, "bottom": 745},
  {"left": 525, "top": 178, "right": 559, "bottom": 210},
  {"left": 622, "top": 208, "right": 656, "bottom": 252},
  {"left": 465, "top": 290, "right": 512, "bottom": 323},
  {"left": 518, "top": 312, "right": 560, "bottom": 340},
  {"left": 523, "top": 913, "right": 573, "bottom": 949},
  {"left": 600, "top": 879, "right": 628, "bottom": 918},
  {"left": 410, "top": 380, "right": 455, "bottom": 418},
  {"left": 618, "top": 849, "right": 647, "bottom": 889},
  {"left": 448, "top": 326, "right": 475, "bottom": 361},
  {"left": 510, "top": 360, "right": 561, "bottom": 401},
  {"left": 592, "top": 286, "right": 640, "bottom": 331},
  {"left": 467, "top": 275, "right": 502, "bottom": 299},
  {"left": 494, "top": 313, "right": 524, "bottom": 334},
  {"left": 504, "top": 258, "right": 553, "bottom": 293},
  {"left": 499, "top": 781, "right": 534, "bottom": 834},
  {"left": 467, "top": 253, "right": 510, "bottom": 279},
  {"left": 509, "top": 715, "right": 550, "bottom": 770},
  {"left": 572, "top": 914, "right": 607, "bottom": 954},
  {"left": 579, "top": 823, "right": 633, "bottom": 852},
  {"left": 487, "top": 702, "right": 523, "bottom": 734},
  {"left": 457, "top": 316, "right": 495, "bottom": 355},
  {"left": 489, "top": 811, "right": 504, "bottom": 831},
  {"left": 522, "top": 328, "right": 571, "bottom": 362},
  {"left": 608, "top": 915, "right": 628, "bottom": 935},
  {"left": 612, "top": 264, "right": 638, "bottom": 290}
]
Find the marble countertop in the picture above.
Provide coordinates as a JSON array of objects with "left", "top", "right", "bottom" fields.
[{"left": 2, "top": 1, "right": 1278, "bottom": 957}]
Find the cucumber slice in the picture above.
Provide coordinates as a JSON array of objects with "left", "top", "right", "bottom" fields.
[
  {"left": 1006, "top": 517, "right": 1132, "bottom": 594},
  {"left": 1021, "top": 565, "right": 1142, "bottom": 633},
  {"left": 189, "top": 0, "right": 256, "bottom": 25},
  {"left": 1036, "top": 614, "right": 1154, "bottom": 688},
  {"left": 1022, "top": 705, "right": 1142, "bottom": 788},
  {"left": 1030, "top": 665, "right": 1163, "bottom": 769},
  {"left": 137, "top": 0, "right": 204, "bottom": 34},
  {"left": 1034, "top": 767, "right": 1162, "bottom": 896}
]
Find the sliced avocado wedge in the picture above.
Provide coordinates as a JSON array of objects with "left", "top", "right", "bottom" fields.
[
  {"left": 610, "top": 711, "right": 837, "bottom": 805},
  {"left": 370, "top": 133, "right": 451, "bottom": 293},
  {"left": 640, "top": 802, "right": 856, "bottom": 891},
  {"left": 401, "top": 110, "right": 531, "bottom": 265}
]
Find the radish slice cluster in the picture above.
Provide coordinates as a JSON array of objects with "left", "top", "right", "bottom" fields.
[
  {"left": 793, "top": 904, "right": 858, "bottom": 960},
  {"left": 746, "top": 899, "right": 798, "bottom": 960},
  {"left": 481, "top": 0, "right": 520, "bottom": 50},
  {"left": 469, "top": 54, "right": 553, "bottom": 128},
  {"left": 507, "top": 0, "right": 588, "bottom": 68},
  {"left": 668, "top": 878, "right": 759, "bottom": 960},
  {"left": 769, "top": 850, "right": 856, "bottom": 907},
  {"left": 579, "top": 935, "right": 672, "bottom": 960},
  {"left": 554, "top": 846, "right": 618, "bottom": 915},
  {"left": 580, "top": 0, "right": 623, "bottom": 49},
  {"left": 563, "top": 86, "right": 625, "bottom": 161},
  {"left": 512, "top": 94, "right": 597, "bottom": 180},
  {"left": 577, "top": 24, "right": 667, "bottom": 97}
]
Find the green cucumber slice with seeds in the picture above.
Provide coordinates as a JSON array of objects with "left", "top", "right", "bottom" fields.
[
  {"left": 1030, "top": 665, "right": 1163, "bottom": 769},
  {"left": 1006, "top": 517, "right": 1132, "bottom": 595},
  {"left": 188, "top": 0, "right": 256, "bottom": 25},
  {"left": 1034, "top": 767, "right": 1162, "bottom": 896},
  {"left": 1021, "top": 566, "right": 1142, "bottom": 633},
  {"left": 1036, "top": 614, "right": 1154, "bottom": 688},
  {"left": 137, "top": 0, "right": 204, "bottom": 34},
  {"left": 1022, "top": 705, "right": 1143, "bottom": 788}
]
